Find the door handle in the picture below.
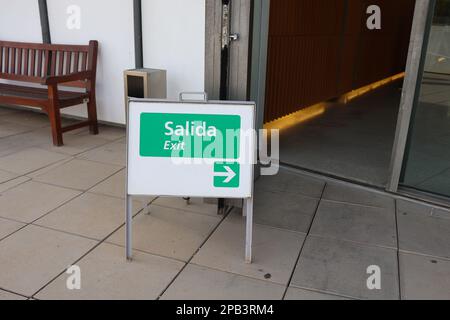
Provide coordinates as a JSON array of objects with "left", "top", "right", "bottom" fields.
[
  {"left": 229, "top": 33, "right": 240, "bottom": 42},
  {"left": 221, "top": 2, "right": 239, "bottom": 49}
]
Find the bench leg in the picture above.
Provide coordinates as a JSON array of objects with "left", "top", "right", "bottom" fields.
[
  {"left": 87, "top": 94, "right": 99, "bottom": 135},
  {"left": 47, "top": 85, "right": 63, "bottom": 147},
  {"left": 48, "top": 104, "right": 63, "bottom": 147}
]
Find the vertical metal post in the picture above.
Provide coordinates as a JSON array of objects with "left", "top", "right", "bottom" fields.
[
  {"left": 143, "top": 199, "right": 150, "bottom": 215},
  {"left": 126, "top": 195, "right": 133, "bottom": 261},
  {"left": 250, "top": 0, "right": 270, "bottom": 132},
  {"left": 387, "top": 0, "right": 433, "bottom": 192},
  {"left": 38, "top": 0, "right": 51, "bottom": 44},
  {"left": 244, "top": 196, "right": 253, "bottom": 263},
  {"left": 133, "top": 0, "right": 144, "bottom": 69}
]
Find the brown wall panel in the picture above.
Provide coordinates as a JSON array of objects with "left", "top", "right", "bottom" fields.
[{"left": 264, "top": 0, "right": 415, "bottom": 123}]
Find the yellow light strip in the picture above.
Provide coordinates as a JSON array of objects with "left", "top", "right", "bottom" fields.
[
  {"left": 340, "top": 72, "right": 405, "bottom": 103},
  {"left": 264, "top": 103, "right": 327, "bottom": 131},
  {"left": 264, "top": 72, "right": 405, "bottom": 131}
]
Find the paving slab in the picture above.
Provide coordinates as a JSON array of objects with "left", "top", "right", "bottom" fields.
[
  {"left": 0, "top": 217, "right": 25, "bottom": 240},
  {"left": 162, "top": 264, "right": 285, "bottom": 300},
  {"left": 397, "top": 199, "right": 450, "bottom": 259},
  {"left": 0, "top": 170, "right": 18, "bottom": 184},
  {"left": 400, "top": 253, "right": 450, "bottom": 300},
  {"left": 0, "top": 289, "right": 27, "bottom": 300},
  {"left": 89, "top": 169, "right": 126, "bottom": 199},
  {"left": 77, "top": 141, "right": 126, "bottom": 167},
  {"left": 74, "top": 125, "right": 126, "bottom": 141},
  {"left": 0, "top": 181, "right": 81, "bottom": 223},
  {"left": 0, "top": 130, "right": 52, "bottom": 157},
  {"left": 284, "top": 287, "right": 350, "bottom": 300},
  {"left": 33, "top": 159, "right": 122, "bottom": 191},
  {"left": 0, "top": 176, "right": 31, "bottom": 193},
  {"left": 310, "top": 200, "right": 397, "bottom": 248},
  {"left": 323, "top": 183, "right": 395, "bottom": 209},
  {"left": 1, "top": 111, "right": 50, "bottom": 128},
  {"left": 254, "top": 187, "right": 319, "bottom": 233},
  {"left": 26, "top": 158, "right": 74, "bottom": 178},
  {"left": 35, "top": 243, "right": 184, "bottom": 300},
  {"left": 107, "top": 205, "right": 221, "bottom": 261},
  {"left": 0, "top": 121, "right": 35, "bottom": 139},
  {"left": 152, "top": 197, "right": 218, "bottom": 217},
  {"left": 192, "top": 211, "right": 306, "bottom": 285},
  {"left": 39, "top": 134, "right": 111, "bottom": 156},
  {"left": 0, "top": 225, "right": 97, "bottom": 296},
  {"left": 255, "top": 169, "right": 325, "bottom": 198},
  {"left": 291, "top": 236, "right": 399, "bottom": 300},
  {"left": 0, "top": 148, "right": 69, "bottom": 175},
  {"left": 0, "top": 107, "right": 20, "bottom": 116},
  {"left": 35, "top": 193, "right": 146, "bottom": 240}
]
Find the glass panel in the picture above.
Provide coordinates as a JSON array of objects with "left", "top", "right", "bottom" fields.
[{"left": 401, "top": 0, "right": 450, "bottom": 197}]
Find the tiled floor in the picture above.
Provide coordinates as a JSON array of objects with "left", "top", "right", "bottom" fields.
[
  {"left": 0, "top": 106, "right": 449, "bottom": 300},
  {"left": 279, "top": 83, "right": 402, "bottom": 186}
]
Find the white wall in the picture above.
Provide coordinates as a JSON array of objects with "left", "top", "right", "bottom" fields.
[
  {"left": 0, "top": 0, "right": 42, "bottom": 42},
  {"left": 0, "top": 0, "right": 206, "bottom": 125},
  {"left": 142, "top": 0, "right": 205, "bottom": 100},
  {"left": 47, "top": 0, "right": 135, "bottom": 124}
]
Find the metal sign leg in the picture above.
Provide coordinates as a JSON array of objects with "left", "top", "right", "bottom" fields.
[
  {"left": 126, "top": 195, "right": 133, "bottom": 261},
  {"left": 142, "top": 199, "right": 150, "bottom": 215},
  {"left": 244, "top": 196, "right": 253, "bottom": 264}
]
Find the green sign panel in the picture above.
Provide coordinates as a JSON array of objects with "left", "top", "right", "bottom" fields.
[
  {"left": 140, "top": 113, "right": 241, "bottom": 159},
  {"left": 214, "top": 162, "right": 240, "bottom": 188}
]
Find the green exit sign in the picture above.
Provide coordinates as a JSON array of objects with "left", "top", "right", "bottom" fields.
[
  {"left": 139, "top": 113, "right": 241, "bottom": 159},
  {"left": 214, "top": 162, "right": 240, "bottom": 188}
]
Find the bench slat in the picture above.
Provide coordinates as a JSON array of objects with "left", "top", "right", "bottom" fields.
[
  {"left": 81, "top": 52, "right": 87, "bottom": 71},
  {"left": 11, "top": 48, "right": 15, "bottom": 74},
  {"left": 0, "top": 41, "right": 90, "bottom": 52},
  {"left": 66, "top": 52, "right": 72, "bottom": 74},
  {"left": 4, "top": 47, "right": 9, "bottom": 73},
  {"left": 42, "top": 50, "right": 50, "bottom": 77},
  {"left": 30, "top": 49, "right": 35, "bottom": 76},
  {"left": 23, "top": 49, "right": 29, "bottom": 76},
  {"left": 0, "top": 83, "right": 89, "bottom": 102},
  {"left": 50, "top": 50, "right": 56, "bottom": 76},
  {"left": 0, "top": 73, "right": 44, "bottom": 83},
  {"left": 17, "top": 48, "right": 22, "bottom": 75},
  {"left": 73, "top": 52, "right": 79, "bottom": 72},
  {"left": 37, "top": 50, "right": 43, "bottom": 77},
  {"left": 58, "top": 51, "right": 63, "bottom": 76},
  {"left": 0, "top": 46, "right": 3, "bottom": 72}
]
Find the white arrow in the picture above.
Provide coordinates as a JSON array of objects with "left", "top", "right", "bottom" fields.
[{"left": 215, "top": 166, "right": 236, "bottom": 183}]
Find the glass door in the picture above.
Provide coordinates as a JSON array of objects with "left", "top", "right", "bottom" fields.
[{"left": 401, "top": 0, "right": 450, "bottom": 198}]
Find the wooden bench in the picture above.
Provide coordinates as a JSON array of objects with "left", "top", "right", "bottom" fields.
[{"left": 0, "top": 40, "right": 99, "bottom": 146}]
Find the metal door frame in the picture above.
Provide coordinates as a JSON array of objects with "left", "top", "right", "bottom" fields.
[
  {"left": 248, "top": 0, "right": 270, "bottom": 131},
  {"left": 205, "top": 0, "right": 254, "bottom": 211},
  {"left": 205, "top": 0, "right": 270, "bottom": 129},
  {"left": 205, "top": 0, "right": 253, "bottom": 101},
  {"left": 387, "top": 0, "right": 434, "bottom": 192}
]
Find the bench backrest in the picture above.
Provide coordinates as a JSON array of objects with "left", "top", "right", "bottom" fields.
[{"left": 0, "top": 40, "right": 98, "bottom": 88}]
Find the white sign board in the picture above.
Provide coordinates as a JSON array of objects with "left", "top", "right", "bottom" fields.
[{"left": 127, "top": 99, "right": 256, "bottom": 199}]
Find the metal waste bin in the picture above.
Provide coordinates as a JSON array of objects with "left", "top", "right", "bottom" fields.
[{"left": 124, "top": 68, "right": 167, "bottom": 108}]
